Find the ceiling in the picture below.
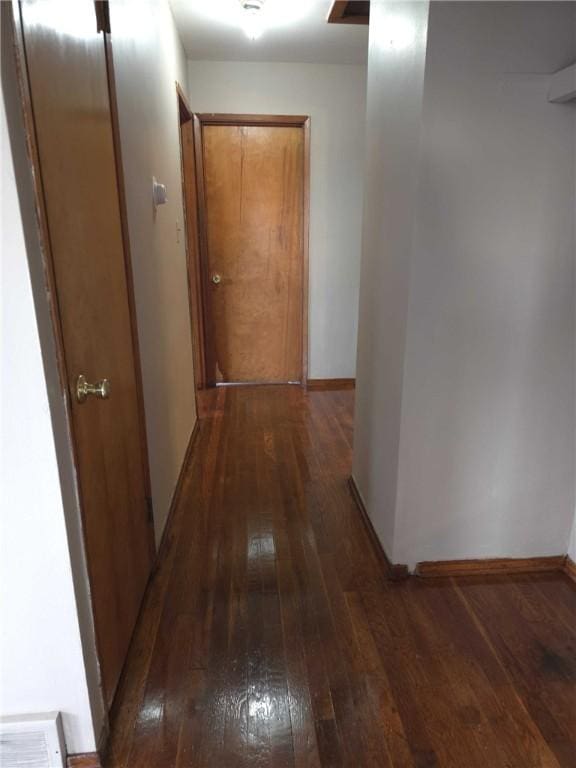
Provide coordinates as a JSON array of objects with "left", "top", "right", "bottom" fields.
[{"left": 169, "top": 0, "right": 369, "bottom": 65}]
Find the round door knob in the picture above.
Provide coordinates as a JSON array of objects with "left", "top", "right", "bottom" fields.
[
  {"left": 212, "top": 273, "right": 221, "bottom": 285},
  {"left": 76, "top": 374, "right": 111, "bottom": 404}
]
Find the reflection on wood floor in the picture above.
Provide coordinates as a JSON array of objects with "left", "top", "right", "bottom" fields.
[{"left": 106, "top": 385, "right": 576, "bottom": 768}]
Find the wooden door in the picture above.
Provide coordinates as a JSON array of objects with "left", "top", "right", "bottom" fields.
[
  {"left": 201, "top": 122, "right": 305, "bottom": 384},
  {"left": 19, "top": 0, "right": 154, "bottom": 706}
]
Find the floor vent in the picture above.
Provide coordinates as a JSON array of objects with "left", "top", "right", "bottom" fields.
[{"left": 0, "top": 712, "right": 65, "bottom": 768}]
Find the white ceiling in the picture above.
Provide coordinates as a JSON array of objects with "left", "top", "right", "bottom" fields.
[{"left": 169, "top": 0, "right": 369, "bottom": 65}]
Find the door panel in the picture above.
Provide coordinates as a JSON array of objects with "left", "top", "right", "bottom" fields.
[
  {"left": 202, "top": 124, "right": 304, "bottom": 383},
  {"left": 20, "top": 0, "right": 153, "bottom": 705}
]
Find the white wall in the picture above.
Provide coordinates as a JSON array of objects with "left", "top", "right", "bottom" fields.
[
  {"left": 109, "top": 0, "right": 197, "bottom": 541},
  {"left": 354, "top": 1, "right": 576, "bottom": 569},
  {"left": 1, "top": 73, "right": 100, "bottom": 754},
  {"left": 569, "top": 520, "right": 576, "bottom": 561},
  {"left": 187, "top": 60, "right": 367, "bottom": 380},
  {"left": 570, "top": 13, "right": 576, "bottom": 565},
  {"left": 353, "top": 2, "right": 430, "bottom": 555}
]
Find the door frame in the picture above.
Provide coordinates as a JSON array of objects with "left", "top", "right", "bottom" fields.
[
  {"left": 176, "top": 83, "right": 207, "bottom": 391},
  {"left": 192, "top": 113, "right": 311, "bottom": 387},
  {"left": 7, "top": 0, "right": 156, "bottom": 709}
]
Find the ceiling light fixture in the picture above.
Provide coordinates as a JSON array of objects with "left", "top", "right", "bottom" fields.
[
  {"left": 188, "top": 0, "right": 309, "bottom": 40},
  {"left": 238, "top": 0, "right": 266, "bottom": 40}
]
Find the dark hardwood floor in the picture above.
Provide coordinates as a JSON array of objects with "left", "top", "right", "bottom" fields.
[{"left": 106, "top": 385, "right": 576, "bottom": 768}]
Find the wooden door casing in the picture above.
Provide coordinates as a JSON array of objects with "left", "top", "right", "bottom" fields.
[
  {"left": 199, "top": 117, "right": 309, "bottom": 385},
  {"left": 19, "top": 0, "right": 154, "bottom": 706},
  {"left": 178, "top": 87, "right": 206, "bottom": 391}
]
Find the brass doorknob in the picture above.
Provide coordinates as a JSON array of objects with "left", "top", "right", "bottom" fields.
[
  {"left": 212, "top": 273, "right": 221, "bottom": 285},
  {"left": 76, "top": 374, "right": 111, "bottom": 404}
]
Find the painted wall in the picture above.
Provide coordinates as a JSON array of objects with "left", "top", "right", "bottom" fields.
[
  {"left": 570, "top": 21, "right": 576, "bottom": 565},
  {"left": 354, "top": 1, "right": 576, "bottom": 569},
  {"left": 0, "top": 71, "right": 100, "bottom": 753},
  {"left": 187, "top": 60, "right": 367, "bottom": 380},
  {"left": 109, "top": 0, "right": 197, "bottom": 541},
  {"left": 353, "top": 1, "right": 430, "bottom": 555}
]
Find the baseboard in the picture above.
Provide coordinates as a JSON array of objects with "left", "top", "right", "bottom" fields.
[
  {"left": 416, "top": 555, "right": 566, "bottom": 578},
  {"left": 347, "top": 475, "right": 572, "bottom": 583},
  {"left": 307, "top": 378, "right": 355, "bottom": 391},
  {"left": 154, "top": 418, "right": 201, "bottom": 566},
  {"left": 67, "top": 754, "right": 102, "bottom": 768},
  {"left": 347, "top": 476, "right": 409, "bottom": 581}
]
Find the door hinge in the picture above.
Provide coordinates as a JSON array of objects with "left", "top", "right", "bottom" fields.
[
  {"left": 145, "top": 495, "right": 154, "bottom": 525},
  {"left": 95, "top": 1, "right": 111, "bottom": 34}
]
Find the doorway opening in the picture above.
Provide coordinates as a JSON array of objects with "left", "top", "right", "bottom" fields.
[{"left": 181, "top": 112, "right": 310, "bottom": 388}]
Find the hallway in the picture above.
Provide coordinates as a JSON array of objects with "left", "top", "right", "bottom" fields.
[{"left": 105, "top": 386, "right": 576, "bottom": 768}]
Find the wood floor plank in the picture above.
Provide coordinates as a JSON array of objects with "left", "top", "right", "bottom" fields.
[
  {"left": 276, "top": 554, "right": 323, "bottom": 768},
  {"left": 105, "top": 386, "right": 576, "bottom": 768}
]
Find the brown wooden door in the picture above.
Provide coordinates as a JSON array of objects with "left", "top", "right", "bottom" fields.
[
  {"left": 20, "top": 0, "right": 154, "bottom": 706},
  {"left": 201, "top": 123, "right": 305, "bottom": 384}
]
